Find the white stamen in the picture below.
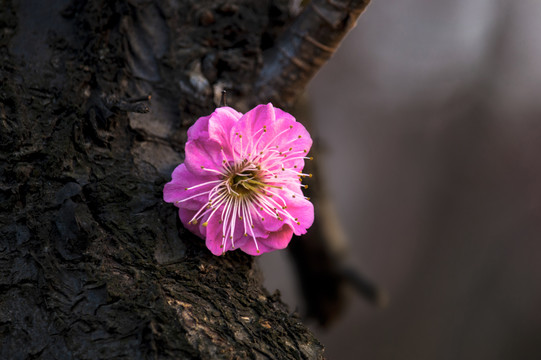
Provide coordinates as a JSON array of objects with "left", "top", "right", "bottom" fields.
[{"left": 183, "top": 124, "right": 311, "bottom": 253}]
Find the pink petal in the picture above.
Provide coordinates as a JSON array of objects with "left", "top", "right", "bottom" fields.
[
  {"left": 184, "top": 139, "right": 224, "bottom": 176},
  {"left": 163, "top": 164, "right": 217, "bottom": 210},
  {"left": 232, "top": 104, "right": 312, "bottom": 167},
  {"left": 236, "top": 236, "right": 273, "bottom": 256},
  {"left": 232, "top": 103, "right": 277, "bottom": 148},
  {"left": 274, "top": 106, "right": 312, "bottom": 155},
  {"left": 278, "top": 122, "right": 313, "bottom": 170},
  {"left": 260, "top": 224, "right": 294, "bottom": 249},
  {"left": 239, "top": 225, "right": 294, "bottom": 255},
  {"left": 248, "top": 204, "right": 285, "bottom": 234},
  {"left": 187, "top": 114, "right": 211, "bottom": 141},
  {"left": 208, "top": 107, "right": 242, "bottom": 151},
  {"left": 284, "top": 196, "right": 314, "bottom": 235},
  {"left": 205, "top": 211, "right": 233, "bottom": 255}
]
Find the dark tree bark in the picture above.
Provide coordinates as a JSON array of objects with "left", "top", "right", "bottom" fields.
[
  {"left": 0, "top": 0, "right": 369, "bottom": 358},
  {"left": 254, "top": 0, "right": 371, "bottom": 108}
]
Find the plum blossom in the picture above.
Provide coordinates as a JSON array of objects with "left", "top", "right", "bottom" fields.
[{"left": 163, "top": 103, "right": 314, "bottom": 255}]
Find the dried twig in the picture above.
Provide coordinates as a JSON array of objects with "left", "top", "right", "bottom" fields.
[{"left": 253, "top": 0, "right": 371, "bottom": 108}]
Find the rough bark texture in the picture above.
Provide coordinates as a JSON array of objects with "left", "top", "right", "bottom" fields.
[
  {"left": 0, "top": 0, "right": 325, "bottom": 358},
  {"left": 254, "top": 0, "right": 371, "bottom": 108}
]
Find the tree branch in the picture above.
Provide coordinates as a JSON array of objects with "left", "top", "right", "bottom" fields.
[
  {"left": 1, "top": 1, "right": 326, "bottom": 358},
  {"left": 253, "top": 0, "right": 371, "bottom": 108}
]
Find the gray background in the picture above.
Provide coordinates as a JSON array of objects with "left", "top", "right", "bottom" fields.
[{"left": 260, "top": 0, "right": 541, "bottom": 359}]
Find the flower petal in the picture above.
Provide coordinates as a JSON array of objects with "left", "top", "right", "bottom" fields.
[
  {"left": 260, "top": 224, "right": 294, "bottom": 249},
  {"left": 284, "top": 195, "right": 314, "bottom": 235},
  {"left": 187, "top": 114, "right": 211, "bottom": 141},
  {"left": 232, "top": 103, "right": 277, "bottom": 151},
  {"left": 248, "top": 201, "right": 285, "bottom": 234},
  {"left": 239, "top": 225, "right": 294, "bottom": 255},
  {"left": 205, "top": 210, "right": 234, "bottom": 255},
  {"left": 232, "top": 104, "right": 312, "bottom": 171},
  {"left": 163, "top": 164, "right": 218, "bottom": 209},
  {"left": 208, "top": 107, "right": 242, "bottom": 147},
  {"left": 236, "top": 238, "right": 273, "bottom": 256},
  {"left": 184, "top": 139, "right": 225, "bottom": 176}
]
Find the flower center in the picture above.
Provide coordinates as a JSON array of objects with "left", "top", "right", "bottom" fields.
[{"left": 227, "top": 168, "right": 264, "bottom": 197}]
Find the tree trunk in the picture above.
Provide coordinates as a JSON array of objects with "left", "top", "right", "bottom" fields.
[{"left": 0, "top": 0, "right": 326, "bottom": 358}]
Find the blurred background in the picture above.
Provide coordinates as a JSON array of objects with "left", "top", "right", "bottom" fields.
[{"left": 260, "top": 0, "right": 541, "bottom": 359}]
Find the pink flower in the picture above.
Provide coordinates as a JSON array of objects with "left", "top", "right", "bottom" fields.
[{"left": 163, "top": 103, "right": 314, "bottom": 256}]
